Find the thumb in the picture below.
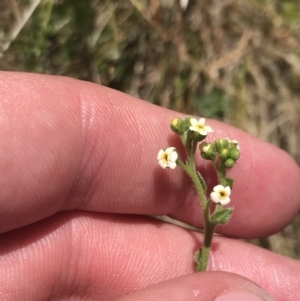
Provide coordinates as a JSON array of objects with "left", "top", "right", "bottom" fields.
[{"left": 117, "top": 272, "right": 274, "bottom": 301}]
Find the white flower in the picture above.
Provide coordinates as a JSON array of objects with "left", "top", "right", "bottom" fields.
[
  {"left": 210, "top": 185, "right": 231, "bottom": 206},
  {"left": 189, "top": 118, "right": 213, "bottom": 136},
  {"left": 157, "top": 147, "right": 178, "bottom": 169}
]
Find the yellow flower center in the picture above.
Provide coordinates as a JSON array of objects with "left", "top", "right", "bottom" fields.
[
  {"left": 219, "top": 190, "right": 227, "bottom": 199},
  {"left": 197, "top": 124, "right": 205, "bottom": 131},
  {"left": 162, "top": 153, "right": 168, "bottom": 163}
]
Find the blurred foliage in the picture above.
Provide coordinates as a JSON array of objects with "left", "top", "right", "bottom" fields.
[
  {"left": 193, "top": 88, "right": 229, "bottom": 118},
  {"left": 0, "top": 0, "right": 300, "bottom": 258}
]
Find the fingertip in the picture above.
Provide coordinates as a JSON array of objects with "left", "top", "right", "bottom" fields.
[
  {"left": 223, "top": 132, "right": 300, "bottom": 237},
  {"left": 117, "top": 272, "right": 274, "bottom": 301}
]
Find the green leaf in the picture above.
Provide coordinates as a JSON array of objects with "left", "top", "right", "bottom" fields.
[
  {"left": 211, "top": 208, "right": 233, "bottom": 225},
  {"left": 197, "top": 171, "right": 207, "bottom": 192},
  {"left": 225, "top": 177, "right": 234, "bottom": 189}
]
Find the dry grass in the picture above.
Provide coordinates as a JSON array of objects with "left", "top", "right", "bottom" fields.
[{"left": 0, "top": 0, "right": 299, "bottom": 258}]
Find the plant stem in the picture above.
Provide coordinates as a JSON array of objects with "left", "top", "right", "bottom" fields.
[
  {"left": 177, "top": 158, "right": 207, "bottom": 208},
  {"left": 198, "top": 219, "right": 216, "bottom": 271},
  {"left": 214, "top": 160, "right": 226, "bottom": 186},
  {"left": 178, "top": 158, "right": 216, "bottom": 271}
]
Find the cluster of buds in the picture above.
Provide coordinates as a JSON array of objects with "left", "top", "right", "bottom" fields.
[{"left": 199, "top": 138, "right": 240, "bottom": 168}]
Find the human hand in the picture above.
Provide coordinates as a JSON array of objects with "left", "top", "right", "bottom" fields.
[{"left": 0, "top": 72, "right": 299, "bottom": 301}]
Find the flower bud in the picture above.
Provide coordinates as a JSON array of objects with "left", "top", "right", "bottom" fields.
[
  {"left": 199, "top": 142, "right": 216, "bottom": 160},
  {"left": 184, "top": 116, "right": 193, "bottom": 128},
  {"left": 224, "top": 158, "right": 235, "bottom": 168},
  {"left": 170, "top": 118, "right": 186, "bottom": 135},
  {"left": 190, "top": 131, "right": 206, "bottom": 143},
  {"left": 219, "top": 148, "right": 229, "bottom": 160},
  {"left": 215, "top": 138, "right": 229, "bottom": 152},
  {"left": 228, "top": 147, "right": 240, "bottom": 160}
]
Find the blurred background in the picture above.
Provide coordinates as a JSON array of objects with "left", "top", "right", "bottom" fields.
[{"left": 0, "top": 0, "right": 299, "bottom": 258}]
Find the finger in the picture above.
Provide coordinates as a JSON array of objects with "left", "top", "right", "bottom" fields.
[
  {"left": 0, "top": 71, "right": 299, "bottom": 237},
  {"left": 0, "top": 213, "right": 298, "bottom": 301},
  {"left": 117, "top": 273, "right": 274, "bottom": 301}
]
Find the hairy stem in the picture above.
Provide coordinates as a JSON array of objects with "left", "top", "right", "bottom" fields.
[
  {"left": 178, "top": 158, "right": 207, "bottom": 209},
  {"left": 178, "top": 158, "right": 216, "bottom": 271},
  {"left": 194, "top": 199, "right": 216, "bottom": 271}
]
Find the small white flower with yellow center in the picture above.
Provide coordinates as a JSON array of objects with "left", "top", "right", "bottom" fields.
[
  {"left": 157, "top": 147, "right": 178, "bottom": 169},
  {"left": 210, "top": 185, "right": 231, "bottom": 206},
  {"left": 189, "top": 118, "right": 213, "bottom": 136}
]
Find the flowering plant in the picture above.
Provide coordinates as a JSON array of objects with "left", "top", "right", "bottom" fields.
[{"left": 157, "top": 116, "right": 240, "bottom": 272}]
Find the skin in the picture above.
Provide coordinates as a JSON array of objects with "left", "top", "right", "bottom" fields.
[{"left": 0, "top": 71, "right": 299, "bottom": 301}]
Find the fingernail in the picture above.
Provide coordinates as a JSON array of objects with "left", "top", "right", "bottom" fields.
[{"left": 215, "top": 289, "right": 275, "bottom": 301}]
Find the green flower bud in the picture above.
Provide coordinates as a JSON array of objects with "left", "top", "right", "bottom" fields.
[
  {"left": 170, "top": 118, "right": 186, "bottom": 135},
  {"left": 215, "top": 138, "right": 229, "bottom": 152},
  {"left": 224, "top": 158, "right": 236, "bottom": 168},
  {"left": 228, "top": 147, "right": 240, "bottom": 160},
  {"left": 184, "top": 116, "right": 193, "bottom": 129},
  {"left": 219, "top": 148, "right": 229, "bottom": 160},
  {"left": 190, "top": 131, "right": 206, "bottom": 143},
  {"left": 199, "top": 142, "right": 216, "bottom": 160}
]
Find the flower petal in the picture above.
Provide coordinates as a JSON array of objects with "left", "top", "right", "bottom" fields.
[
  {"left": 158, "top": 160, "right": 167, "bottom": 169},
  {"left": 157, "top": 149, "right": 164, "bottom": 160},
  {"left": 168, "top": 162, "right": 177, "bottom": 169},
  {"left": 165, "top": 147, "right": 175, "bottom": 154},
  {"left": 190, "top": 118, "right": 197, "bottom": 126},
  {"left": 220, "top": 197, "right": 230, "bottom": 206},
  {"left": 169, "top": 151, "right": 178, "bottom": 162},
  {"left": 210, "top": 192, "right": 220, "bottom": 203},
  {"left": 205, "top": 125, "right": 213, "bottom": 133},
  {"left": 224, "top": 186, "right": 231, "bottom": 196},
  {"left": 213, "top": 184, "right": 224, "bottom": 192}
]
